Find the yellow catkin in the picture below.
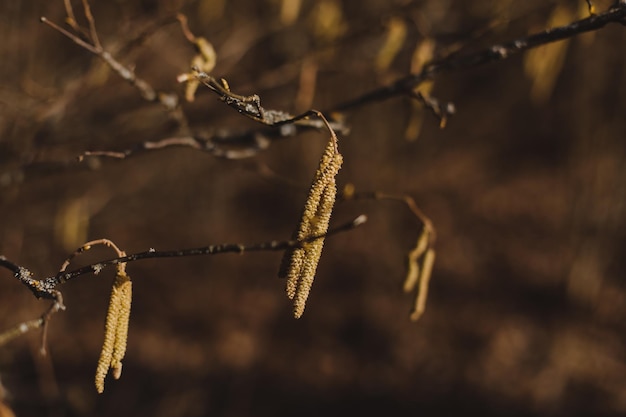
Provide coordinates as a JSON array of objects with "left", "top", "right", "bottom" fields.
[
  {"left": 279, "top": 139, "right": 338, "bottom": 283},
  {"left": 523, "top": 5, "right": 573, "bottom": 104},
  {"left": 403, "top": 230, "right": 429, "bottom": 293},
  {"left": 293, "top": 178, "right": 338, "bottom": 318},
  {"left": 410, "top": 249, "right": 435, "bottom": 321},
  {"left": 280, "top": 0, "right": 302, "bottom": 25},
  {"left": 185, "top": 39, "right": 215, "bottom": 102},
  {"left": 292, "top": 261, "right": 316, "bottom": 318},
  {"left": 281, "top": 142, "right": 335, "bottom": 264},
  {"left": 184, "top": 63, "right": 202, "bottom": 102},
  {"left": 296, "top": 141, "right": 339, "bottom": 237},
  {"left": 294, "top": 158, "right": 341, "bottom": 317},
  {"left": 285, "top": 247, "right": 305, "bottom": 300},
  {"left": 376, "top": 17, "right": 407, "bottom": 72},
  {"left": 111, "top": 272, "right": 131, "bottom": 379},
  {"left": 95, "top": 267, "right": 132, "bottom": 393},
  {"left": 195, "top": 38, "right": 216, "bottom": 72},
  {"left": 404, "top": 261, "right": 420, "bottom": 294},
  {"left": 281, "top": 132, "right": 342, "bottom": 318}
]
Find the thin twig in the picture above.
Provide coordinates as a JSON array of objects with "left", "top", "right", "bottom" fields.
[
  {"left": 41, "top": 3, "right": 625, "bottom": 172},
  {"left": 340, "top": 189, "right": 435, "bottom": 243},
  {"left": 586, "top": 0, "right": 596, "bottom": 15},
  {"left": 330, "top": 3, "right": 626, "bottom": 113},
  {"left": 80, "top": 0, "right": 102, "bottom": 49},
  {"left": 78, "top": 113, "right": 348, "bottom": 163},
  {"left": 63, "top": 0, "right": 81, "bottom": 34},
  {"left": 58, "top": 238, "right": 125, "bottom": 273},
  {"left": 0, "top": 216, "right": 366, "bottom": 302},
  {"left": 52, "top": 215, "right": 365, "bottom": 287},
  {"left": 339, "top": 187, "right": 436, "bottom": 321},
  {"left": 188, "top": 70, "right": 348, "bottom": 130},
  {"left": 40, "top": 8, "right": 177, "bottom": 109},
  {"left": 408, "top": 90, "right": 455, "bottom": 129},
  {"left": 0, "top": 319, "right": 43, "bottom": 347},
  {"left": 0, "top": 215, "right": 365, "bottom": 350},
  {"left": 114, "top": 15, "right": 179, "bottom": 59},
  {"left": 78, "top": 130, "right": 277, "bottom": 161},
  {"left": 40, "top": 17, "right": 98, "bottom": 53}
]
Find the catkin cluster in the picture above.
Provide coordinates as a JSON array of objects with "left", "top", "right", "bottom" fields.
[
  {"left": 95, "top": 262, "right": 132, "bottom": 393},
  {"left": 280, "top": 133, "right": 343, "bottom": 318}
]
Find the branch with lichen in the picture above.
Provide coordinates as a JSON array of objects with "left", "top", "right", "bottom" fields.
[{"left": 0, "top": 215, "right": 365, "bottom": 391}]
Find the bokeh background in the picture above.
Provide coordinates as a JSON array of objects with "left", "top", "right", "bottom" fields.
[{"left": 1, "top": 0, "right": 625, "bottom": 416}]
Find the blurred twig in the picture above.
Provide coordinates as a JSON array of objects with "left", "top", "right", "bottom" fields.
[
  {"left": 78, "top": 116, "right": 348, "bottom": 162},
  {"left": 331, "top": 3, "right": 626, "bottom": 114},
  {"left": 80, "top": 69, "right": 349, "bottom": 162},
  {"left": 340, "top": 186, "right": 436, "bottom": 321},
  {"left": 78, "top": 134, "right": 272, "bottom": 161},
  {"left": 40, "top": 0, "right": 181, "bottom": 114},
  {"left": 39, "top": 1, "right": 626, "bottom": 170}
]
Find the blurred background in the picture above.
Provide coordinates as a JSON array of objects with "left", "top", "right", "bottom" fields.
[{"left": 1, "top": 0, "right": 625, "bottom": 416}]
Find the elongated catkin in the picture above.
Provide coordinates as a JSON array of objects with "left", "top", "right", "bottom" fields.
[
  {"left": 95, "top": 266, "right": 132, "bottom": 393},
  {"left": 280, "top": 121, "right": 342, "bottom": 318}
]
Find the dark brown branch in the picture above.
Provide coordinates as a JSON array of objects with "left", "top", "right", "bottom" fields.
[
  {"left": 53, "top": 214, "right": 365, "bottom": 287},
  {"left": 0, "top": 256, "right": 65, "bottom": 353},
  {"left": 331, "top": 3, "right": 626, "bottom": 113},
  {"left": 189, "top": 70, "right": 349, "bottom": 131},
  {"left": 0, "top": 215, "right": 366, "bottom": 303},
  {"left": 0, "top": 215, "right": 365, "bottom": 349},
  {"left": 79, "top": 85, "right": 349, "bottom": 162},
  {"left": 32, "top": 2, "right": 626, "bottom": 177}
]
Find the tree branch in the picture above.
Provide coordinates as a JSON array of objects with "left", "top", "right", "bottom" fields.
[
  {"left": 330, "top": 3, "right": 626, "bottom": 113},
  {"left": 0, "top": 215, "right": 365, "bottom": 352},
  {"left": 40, "top": 6, "right": 180, "bottom": 113},
  {"left": 0, "top": 215, "right": 366, "bottom": 303}
]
